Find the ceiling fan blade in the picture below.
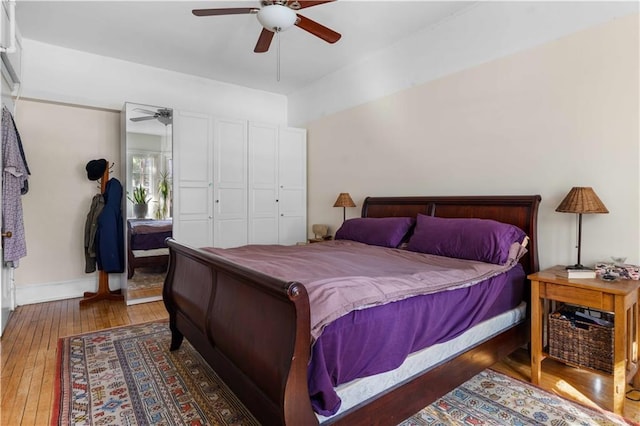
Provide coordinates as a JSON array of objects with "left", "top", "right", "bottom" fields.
[
  {"left": 254, "top": 28, "right": 275, "bottom": 53},
  {"left": 192, "top": 8, "right": 257, "bottom": 17},
  {"left": 292, "top": 1, "right": 336, "bottom": 10},
  {"left": 133, "top": 108, "right": 158, "bottom": 115},
  {"left": 130, "top": 116, "right": 157, "bottom": 122},
  {"left": 295, "top": 14, "right": 341, "bottom": 44}
]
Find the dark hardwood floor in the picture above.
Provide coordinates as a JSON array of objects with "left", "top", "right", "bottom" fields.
[{"left": 1, "top": 299, "right": 638, "bottom": 424}]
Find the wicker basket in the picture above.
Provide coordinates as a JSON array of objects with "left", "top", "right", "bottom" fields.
[{"left": 548, "top": 305, "right": 614, "bottom": 374}]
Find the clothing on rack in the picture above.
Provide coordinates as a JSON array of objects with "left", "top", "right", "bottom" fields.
[
  {"left": 96, "top": 178, "right": 124, "bottom": 273},
  {"left": 2, "top": 106, "right": 30, "bottom": 194},
  {"left": 84, "top": 193, "right": 105, "bottom": 273},
  {"left": 1, "top": 106, "right": 29, "bottom": 266}
]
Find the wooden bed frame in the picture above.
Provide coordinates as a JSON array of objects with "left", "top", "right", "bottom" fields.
[{"left": 163, "top": 195, "right": 541, "bottom": 425}]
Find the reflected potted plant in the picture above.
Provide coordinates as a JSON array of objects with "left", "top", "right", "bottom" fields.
[
  {"left": 154, "top": 171, "right": 171, "bottom": 220},
  {"left": 128, "top": 185, "right": 151, "bottom": 218}
]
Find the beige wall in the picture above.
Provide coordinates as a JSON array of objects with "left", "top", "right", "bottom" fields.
[
  {"left": 307, "top": 15, "right": 639, "bottom": 269},
  {"left": 14, "top": 99, "right": 120, "bottom": 288}
]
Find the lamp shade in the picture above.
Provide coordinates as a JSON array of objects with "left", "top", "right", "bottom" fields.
[
  {"left": 333, "top": 193, "right": 356, "bottom": 208},
  {"left": 555, "top": 187, "right": 609, "bottom": 214}
]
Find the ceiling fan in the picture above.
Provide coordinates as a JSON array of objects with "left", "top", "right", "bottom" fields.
[
  {"left": 192, "top": 1, "right": 341, "bottom": 53},
  {"left": 130, "top": 108, "right": 173, "bottom": 126}
]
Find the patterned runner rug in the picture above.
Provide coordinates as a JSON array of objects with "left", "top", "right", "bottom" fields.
[{"left": 53, "top": 321, "right": 635, "bottom": 425}]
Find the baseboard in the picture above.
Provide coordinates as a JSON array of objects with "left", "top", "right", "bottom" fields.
[{"left": 15, "top": 274, "right": 124, "bottom": 306}]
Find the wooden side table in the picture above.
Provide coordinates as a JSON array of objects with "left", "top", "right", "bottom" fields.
[
  {"left": 308, "top": 237, "right": 333, "bottom": 244},
  {"left": 529, "top": 266, "right": 640, "bottom": 414}
]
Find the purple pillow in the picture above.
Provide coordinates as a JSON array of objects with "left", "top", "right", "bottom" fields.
[
  {"left": 406, "top": 214, "right": 526, "bottom": 265},
  {"left": 334, "top": 217, "right": 415, "bottom": 248}
]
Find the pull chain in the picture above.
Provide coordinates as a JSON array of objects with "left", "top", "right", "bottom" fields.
[{"left": 276, "top": 30, "right": 281, "bottom": 82}]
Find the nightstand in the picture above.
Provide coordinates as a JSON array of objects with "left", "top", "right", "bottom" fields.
[
  {"left": 308, "top": 237, "right": 333, "bottom": 244},
  {"left": 528, "top": 266, "right": 640, "bottom": 414}
]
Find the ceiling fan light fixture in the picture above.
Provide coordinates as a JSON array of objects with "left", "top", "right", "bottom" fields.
[{"left": 257, "top": 4, "right": 296, "bottom": 32}]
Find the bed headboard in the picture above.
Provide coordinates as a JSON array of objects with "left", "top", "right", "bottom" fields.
[{"left": 361, "top": 195, "right": 541, "bottom": 275}]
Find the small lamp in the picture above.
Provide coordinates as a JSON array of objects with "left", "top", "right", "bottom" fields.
[
  {"left": 555, "top": 187, "right": 609, "bottom": 269},
  {"left": 333, "top": 193, "right": 356, "bottom": 222}
]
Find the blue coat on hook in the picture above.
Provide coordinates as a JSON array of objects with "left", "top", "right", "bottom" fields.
[{"left": 96, "top": 178, "right": 124, "bottom": 273}]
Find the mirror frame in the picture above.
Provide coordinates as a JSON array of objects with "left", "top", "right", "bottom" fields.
[{"left": 121, "top": 102, "right": 173, "bottom": 305}]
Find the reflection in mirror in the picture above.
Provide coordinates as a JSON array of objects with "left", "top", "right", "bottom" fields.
[{"left": 123, "top": 102, "right": 173, "bottom": 305}]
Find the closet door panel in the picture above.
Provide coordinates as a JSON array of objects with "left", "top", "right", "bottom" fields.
[
  {"left": 179, "top": 221, "right": 212, "bottom": 248},
  {"left": 214, "top": 219, "right": 248, "bottom": 249},
  {"left": 174, "top": 110, "right": 213, "bottom": 246},
  {"left": 279, "top": 188, "right": 305, "bottom": 215},
  {"left": 278, "top": 127, "right": 307, "bottom": 245},
  {"left": 279, "top": 129, "right": 306, "bottom": 189},
  {"left": 248, "top": 122, "right": 278, "bottom": 244},
  {"left": 180, "top": 187, "right": 209, "bottom": 215},
  {"left": 279, "top": 216, "right": 306, "bottom": 246},
  {"left": 213, "top": 117, "right": 247, "bottom": 248},
  {"left": 177, "top": 186, "right": 211, "bottom": 248},
  {"left": 217, "top": 188, "right": 246, "bottom": 216}
]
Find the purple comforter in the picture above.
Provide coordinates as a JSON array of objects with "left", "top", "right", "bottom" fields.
[
  {"left": 309, "top": 266, "right": 524, "bottom": 415},
  {"left": 203, "top": 241, "right": 525, "bottom": 415},
  {"left": 128, "top": 219, "right": 172, "bottom": 250},
  {"left": 204, "top": 240, "right": 525, "bottom": 341}
]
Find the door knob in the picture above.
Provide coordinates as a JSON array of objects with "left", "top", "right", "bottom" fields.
[{"left": 2, "top": 231, "right": 12, "bottom": 238}]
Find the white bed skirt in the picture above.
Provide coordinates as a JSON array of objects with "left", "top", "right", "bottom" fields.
[{"left": 132, "top": 248, "right": 169, "bottom": 258}]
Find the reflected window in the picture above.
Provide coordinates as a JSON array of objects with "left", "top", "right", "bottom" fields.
[
  {"left": 127, "top": 150, "right": 171, "bottom": 219},
  {"left": 130, "top": 152, "right": 157, "bottom": 200}
]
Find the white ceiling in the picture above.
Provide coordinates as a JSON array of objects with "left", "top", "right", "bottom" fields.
[{"left": 15, "top": 1, "right": 475, "bottom": 95}]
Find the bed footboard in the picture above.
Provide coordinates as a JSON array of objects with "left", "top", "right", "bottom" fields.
[{"left": 162, "top": 238, "right": 318, "bottom": 425}]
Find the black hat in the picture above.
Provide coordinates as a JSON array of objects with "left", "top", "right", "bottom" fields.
[{"left": 86, "top": 159, "right": 107, "bottom": 181}]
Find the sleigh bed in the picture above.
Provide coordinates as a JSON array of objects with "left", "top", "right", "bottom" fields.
[
  {"left": 127, "top": 218, "right": 172, "bottom": 278},
  {"left": 163, "top": 195, "right": 541, "bottom": 425}
]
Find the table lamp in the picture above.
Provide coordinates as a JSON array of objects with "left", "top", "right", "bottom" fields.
[
  {"left": 333, "top": 193, "right": 356, "bottom": 222},
  {"left": 555, "top": 187, "right": 608, "bottom": 269}
]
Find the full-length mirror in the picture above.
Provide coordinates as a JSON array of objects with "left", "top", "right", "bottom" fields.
[{"left": 122, "top": 102, "right": 173, "bottom": 304}]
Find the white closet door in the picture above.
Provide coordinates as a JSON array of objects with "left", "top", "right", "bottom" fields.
[
  {"left": 213, "top": 117, "right": 248, "bottom": 248},
  {"left": 173, "top": 110, "right": 213, "bottom": 247},
  {"left": 278, "top": 127, "right": 307, "bottom": 245},
  {"left": 248, "top": 122, "right": 279, "bottom": 244}
]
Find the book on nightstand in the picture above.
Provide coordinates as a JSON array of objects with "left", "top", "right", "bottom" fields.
[{"left": 556, "top": 268, "right": 596, "bottom": 279}]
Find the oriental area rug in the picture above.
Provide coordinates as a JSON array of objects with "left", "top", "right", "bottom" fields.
[
  {"left": 53, "top": 321, "right": 635, "bottom": 426},
  {"left": 126, "top": 266, "right": 165, "bottom": 300},
  {"left": 127, "top": 266, "right": 165, "bottom": 290}
]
